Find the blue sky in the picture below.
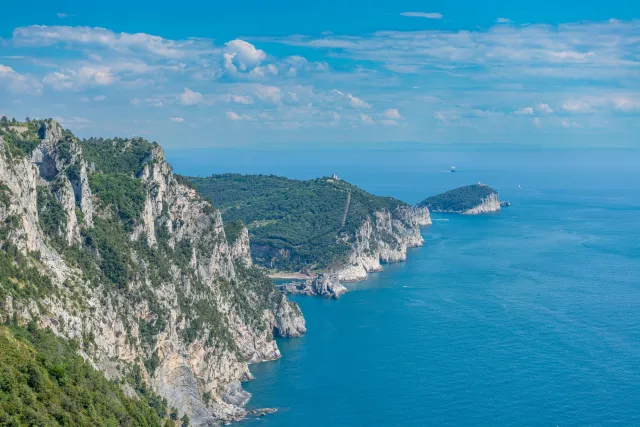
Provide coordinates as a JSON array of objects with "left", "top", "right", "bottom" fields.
[{"left": 0, "top": 0, "right": 639, "bottom": 147}]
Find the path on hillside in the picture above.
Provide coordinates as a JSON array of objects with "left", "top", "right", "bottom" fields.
[{"left": 341, "top": 191, "right": 351, "bottom": 228}]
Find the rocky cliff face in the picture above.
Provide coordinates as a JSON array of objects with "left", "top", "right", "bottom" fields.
[
  {"left": 279, "top": 274, "right": 348, "bottom": 299},
  {"left": 463, "top": 193, "right": 501, "bottom": 214},
  {"left": 0, "top": 120, "right": 305, "bottom": 425},
  {"left": 334, "top": 206, "right": 431, "bottom": 282}
]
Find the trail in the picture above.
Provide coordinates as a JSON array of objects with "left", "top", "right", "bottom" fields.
[{"left": 341, "top": 191, "right": 351, "bottom": 228}]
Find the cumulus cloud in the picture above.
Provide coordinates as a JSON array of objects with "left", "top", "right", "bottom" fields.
[
  {"left": 0, "top": 64, "right": 43, "bottom": 94},
  {"left": 227, "top": 94, "right": 254, "bottom": 104},
  {"left": 224, "top": 39, "right": 266, "bottom": 74},
  {"left": 562, "top": 99, "right": 593, "bottom": 113},
  {"left": 169, "top": 116, "right": 184, "bottom": 122},
  {"left": 537, "top": 103, "right": 553, "bottom": 114},
  {"left": 612, "top": 97, "right": 640, "bottom": 112},
  {"left": 360, "top": 113, "right": 373, "bottom": 123},
  {"left": 400, "top": 12, "right": 443, "bottom": 19},
  {"left": 384, "top": 108, "right": 402, "bottom": 119},
  {"left": 514, "top": 107, "right": 534, "bottom": 115},
  {"left": 225, "top": 111, "right": 254, "bottom": 121},
  {"left": 179, "top": 88, "right": 203, "bottom": 106},
  {"left": 255, "top": 85, "right": 281, "bottom": 105},
  {"left": 43, "top": 66, "right": 114, "bottom": 91}
]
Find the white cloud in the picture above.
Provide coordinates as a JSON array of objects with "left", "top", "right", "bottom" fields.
[
  {"left": 559, "top": 119, "right": 583, "bottom": 128},
  {"left": 537, "top": 103, "right": 553, "bottom": 114},
  {"left": 384, "top": 108, "right": 402, "bottom": 119},
  {"left": 562, "top": 99, "right": 593, "bottom": 113},
  {"left": 255, "top": 85, "right": 281, "bottom": 105},
  {"left": 226, "top": 94, "right": 254, "bottom": 105},
  {"left": 169, "top": 116, "right": 184, "bottom": 123},
  {"left": 0, "top": 64, "right": 43, "bottom": 94},
  {"left": 532, "top": 117, "right": 542, "bottom": 127},
  {"left": 80, "top": 95, "right": 106, "bottom": 102},
  {"left": 514, "top": 107, "right": 534, "bottom": 115},
  {"left": 496, "top": 18, "right": 512, "bottom": 24},
  {"left": 226, "top": 111, "right": 242, "bottom": 121},
  {"left": 13, "top": 25, "right": 199, "bottom": 59},
  {"left": 360, "top": 113, "right": 373, "bottom": 123},
  {"left": 331, "top": 90, "right": 371, "bottom": 108},
  {"left": 224, "top": 39, "right": 266, "bottom": 73},
  {"left": 267, "top": 19, "right": 640, "bottom": 81},
  {"left": 56, "top": 13, "right": 73, "bottom": 18},
  {"left": 612, "top": 97, "right": 640, "bottom": 112},
  {"left": 179, "top": 88, "right": 203, "bottom": 106},
  {"left": 43, "top": 66, "right": 114, "bottom": 91},
  {"left": 400, "top": 12, "right": 443, "bottom": 19}
]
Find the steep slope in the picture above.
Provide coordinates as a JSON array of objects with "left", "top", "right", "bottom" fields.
[
  {"left": 419, "top": 184, "right": 501, "bottom": 214},
  {"left": 189, "top": 174, "right": 431, "bottom": 282},
  {"left": 0, "top": 119, "right": 305, "bottom": 425}
]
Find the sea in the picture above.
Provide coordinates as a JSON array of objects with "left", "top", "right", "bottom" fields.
[{"left": 168, "top": 146, "right": 640, "bottom": 426}]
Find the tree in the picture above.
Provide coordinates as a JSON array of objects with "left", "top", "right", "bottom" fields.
[
  {"left": 181, "top": 414, "right": 190, "bottom": 427},
  {"left": 0, "top": 116, "right": 8, "bottom": 126}
]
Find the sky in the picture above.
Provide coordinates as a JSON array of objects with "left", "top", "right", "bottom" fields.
[{"left": 0, "top": 0, "right": 639, "bottom": 148}]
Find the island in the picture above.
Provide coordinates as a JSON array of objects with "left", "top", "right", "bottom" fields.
[{"left": 418, "top": 183, "right": 506, "bottom": 214}]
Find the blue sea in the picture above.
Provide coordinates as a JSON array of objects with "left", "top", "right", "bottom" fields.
[{"left": 168, "top": 146, "right": 640, "bottom": 426}]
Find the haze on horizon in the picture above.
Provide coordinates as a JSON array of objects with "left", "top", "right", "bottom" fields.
[{"left": 0, "top": 0, "right": 638, "bottom": 148}]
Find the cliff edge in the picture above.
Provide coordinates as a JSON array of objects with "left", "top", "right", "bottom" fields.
[{"left": 0, "top": 119, "right": 306, "bottom": 425}]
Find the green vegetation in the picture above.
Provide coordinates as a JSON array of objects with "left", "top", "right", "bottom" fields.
[
  {"left": 0, "top": 117, "right": 41, "bottom": 158},
  {"left": 89, "top": 173, "right": 146, "bottom": 231},
  {"left": 0, "top": 323, "right": 169, "bottom": 426},
  {"left": 37, "top": 186, "right": 68, "bottom": 245},
  {"left": 79, "top": 137, "right": 157, "bottom": 175},
  {"left": 418, "top": 184, "right": 497, "bottom": 212},
  {"left": 223, "top": 220, "right": 244, "bottom": 245},
  {"left": 188, "top": 174, "right": 407, "bottom": 271}
]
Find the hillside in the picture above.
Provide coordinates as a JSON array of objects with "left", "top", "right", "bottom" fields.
[
  {"left": 419, "top": 184, "right": 501, "bottom": 214},
  {"left": 188, "top": 174, "right": 431, "bottom": 279},
  {"left": 0, "top": 118, "right": 305, "bottom": 425}
]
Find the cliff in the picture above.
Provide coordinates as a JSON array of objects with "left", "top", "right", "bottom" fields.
[
  {"left": 419, "top": 184, "right": 501, "bottom": 215},
  {"left": 189, "top": 174, "right": 432, "bottom": 282},
  {"left": 0, "top": 119, "right": 305, "bottom": 425},
  {"left": 332, "top": 206, "right": 431, "bottom": 282}
]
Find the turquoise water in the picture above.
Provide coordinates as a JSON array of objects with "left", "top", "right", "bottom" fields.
[{"left": 169, "top": 147, "right": 640, "bottom": 426}]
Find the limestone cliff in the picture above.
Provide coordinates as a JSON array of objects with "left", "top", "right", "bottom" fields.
[
  {"left": 333, "top": 206, "right": 432, "bottom": 282},
  {"left": 0, "top": 119, "right": 305, "bottom": 425},
  {"left": 462, "top": 192, "right": 501, "bottom": 214}
]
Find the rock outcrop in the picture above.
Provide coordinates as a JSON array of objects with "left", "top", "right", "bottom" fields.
[
  {"left": 0, "top": 119, "right": 305, "bottom": 425},
  {"left": 279, "top": 274, "right": 348, "bottom": 299},
  {"left": 462, "top": 192, "right": 501, "bottom": 214},
  {"left": 333, "top": 206, "right": 432, "bottom": 282}
]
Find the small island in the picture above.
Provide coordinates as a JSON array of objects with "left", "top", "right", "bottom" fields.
[{"left": 419, "top": 183, "right": 506, "bottom": 214}]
